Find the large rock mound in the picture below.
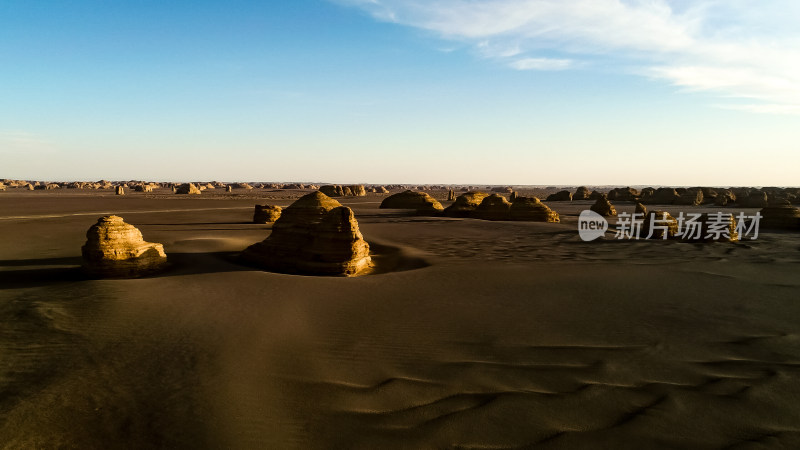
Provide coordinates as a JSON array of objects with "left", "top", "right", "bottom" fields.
[
  {"left": 546, "top": 190, "right": 572, "bottom": 201},
  {"left": 473, "top": 194, "right": 511, "bottom": 221},
  {"left": 509, "top": 197, "right": 560, "bottom": 222},
  {"left": 380, "top": 190, "right": 443, "bottom": 212},
  {"left": 444, "top": 191, "right": 489, "bottom": 217},
  {"left": 81, "top": 216, "right": 167, "bottom": 277},
  {"left": 241, "top": 192, "right": 371, "bottom": 276},
  {"left": 641, "top": 211, "right": 679, "bottom": 239}
]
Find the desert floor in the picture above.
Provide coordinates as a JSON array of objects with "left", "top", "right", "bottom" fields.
[{"left": 1, "top": 189, "right": 799, "bottom": 449}]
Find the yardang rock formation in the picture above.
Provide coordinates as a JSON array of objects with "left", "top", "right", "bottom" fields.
[
  {"left": 241, "top": 192, "right": 372, "bottom": 276},
  {"left": 81, "top": 216, "right": 167, "bottom": 277}
]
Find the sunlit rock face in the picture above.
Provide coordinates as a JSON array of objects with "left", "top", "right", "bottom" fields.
[
  {"left": 590, "top": 195, "right": 617, "bottom": 217},
  {"left": 444, "top": 191, "right": 489, "bottom": 218},
  {"left": 253, "top": 205, "right": 282, "bottom": 224},
  {"left": 380, "top": 190, "right": 444, "bottom": 213},
  {"left": 509, "top": 197, "right": 560, "bottom": 222},
  {"left": 175, "top": 183, "right": 201, "bottom": 194},
  {"left": 241, "top": 192, "right": 372, "bottom": 276},
  {"left": 81, "top": 215, "right": 167, "bottom": 278}
]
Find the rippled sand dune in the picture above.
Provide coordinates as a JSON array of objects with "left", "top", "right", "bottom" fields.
[{"left": 1, "top": 190, "right": 799, "bottom": 448}]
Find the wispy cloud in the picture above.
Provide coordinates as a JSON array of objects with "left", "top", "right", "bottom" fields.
[
  {"left": 510, "top": 57, "right": 572, "bottom": 71},
  {"left": 334, "top": 0, "right": 800, "bottom": 113},
  {"left": 0, "top": 131, "right": 56, "bottom": 153}
]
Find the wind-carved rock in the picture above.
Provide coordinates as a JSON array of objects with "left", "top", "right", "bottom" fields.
[
  {"left": 473, "top": 194, "right": 511, "bottom": 221},
  {"left": 591, "top": 195, "right": 617, "bottom": 217},
  {"left": 176, "top": 183, "right": 201, "bottom": 194},
  {"left": 444, "top": 191, "right": 489, "bottom": 217},
  {"left": 115, "top": 186, "right": 124, "bottom": 195},
  {"left": 509, "top": 197, "right": 560, "bottom": 222},
  {"left": 241, "top": 192, "right": 372, "bottom": 276},
  {"left": 380, "top": 190, "right": 443, "bottom": 213},
  {"left": 81, "top": 216, "right": 167, "bottom": 277},
  {"left": 760, "top": 199, "right": 800, "bottom": 229},
  {"left": 253, "top": 205, "right": 282, "bottom": 224}
]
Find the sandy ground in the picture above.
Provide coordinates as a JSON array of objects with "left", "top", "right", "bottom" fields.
[{"left": 1, "top": 189, "right": 800, "bottom": 449}]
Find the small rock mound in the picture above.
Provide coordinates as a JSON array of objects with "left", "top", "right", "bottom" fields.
[
  {"left": 176, "top": 183, "right": 201, "bottom": 195},
  {"left": 509, "top": 197, "right": 560, "bottom": 222},
  {"left": 590, "top": 195, "right": 617, "bottom": 217},
  {"left": 444, "top": 191, "right": 489, "bottom": 217},
  {"left": 81, "top": 216, "right": 167, "bottom": 277},
  {"left": 241, "top": 192, "right": 371, "bottom": 276},
  {"left": 546, "top": 190, "right": 573, "bottom": 201},
  {"left": 253, "top": 205, "right": 282, "bottom": 224},
  {"left": 635, "top": 203, "right": 648, "bottom": 216},
  {"left": 115, "top": 186, "right": 124, "bottom": 195},
  {"left": 380, "top": 190, "right": 443, "bottom": 212}
]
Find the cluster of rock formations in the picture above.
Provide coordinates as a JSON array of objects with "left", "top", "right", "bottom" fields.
[
  {"left": 253, "top": 205, "right": 282, "bottom": 223},
  {"left": 241, "top": 192, "right": 372, "bottom": 276},
  {"left": 81, "top": 216, "right": 168, "bottom": 277},
  {"left": 319, "top": 185, "right": 367, "bottom": 197}
]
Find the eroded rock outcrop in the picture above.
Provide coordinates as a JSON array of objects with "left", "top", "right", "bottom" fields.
[
  {"left": 590, "top": 195, "right": 617, "bottom": 217},
  {"left": 176, "top": 183, "right": 201, "bottom": 195},
  {"left": 573, "top": 186, "right": 590, "bottom": 200},
  {"left": 473, "top": 194, "right": 511, "bottom": 221},
  {"left": 253, "top": 205, "right": 282, "bottom": 224},
  {"left": 380, "top": 190, "right": 443, "bottom": 212},
  {"left": 81, "top": 216, "right": 167, "bottom": 277},
  {"left": 444, "top": 191, "right": 489, "bottom": 217},
  {"left": 241, "top": 192, "right": 371, "bottom": 276},
  {"left": 509, "top": 197, "right": 560, "bottom": 222},
  {"left": 546, "top": 190, "right": 572, "bottom": 201}
]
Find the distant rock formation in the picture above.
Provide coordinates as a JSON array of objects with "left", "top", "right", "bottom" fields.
[
  {"left": 380, "top": 190, "right": 443, "bottom": 212},
  {"left": 241, "top": 192, "right": 371, "bottom": 276},
  {"left": 81, "top": 216, "right": 167, "bottom": 277},
  {"left": 115, "top": 186, "right": 124, "bottom": 195},
  {"left": 133, "top": 185, "right": 153, "bottom": 192},
  {"left": 234, "top": 182, "right": 254, "bottom": 190},
  {"left": 590, "top": 195, "right": 617, "bottom": 217},
  {"left": 674, "top": 189, "right": 703, "bottom": 206},
  {"left": 444, "top": 191, "right": 489, "bottom": 217},
  {"left": 546, "top": 190, "right": 573, "bottom": 201},
  {"left": 641, "top": 211, "right": 679, "bottom": 239},
  {"left": 635, "top": 203, "right": 648, "bottom": 216},
  {"left": 175, "top": 183, "right": 201, "bottom": 194},
  {"left": 573, "top": 186, "right": 590, "bottom": 200},
  {"left": 447, "top": 189, "right": 456, "bottom": 201},
  {"left": 226, "top": 185, "right": 233, "bottom": 193},
  {"left": 509, "top": 197, "right": 560, "bottom": 222},
  {"left": 760, "top": 199, "right": 800, "bottom": 229},
  {"left": 375, "top": 186, "right": 389, "bottom": 194},
  {"left": 589, "top": 190, "right": 604, "bottom": 200},
  {"left": 740, "top": 191, "right": 768, "bottom": 208},
  {"left": 253, "top": 205, "right": 282, "bottom": 224},
  {"left": 607, "top": 187, "right": 639, "bottom": 202},
  {"left": 491, "top": 186, "right": 513, "bottom": 193},
  {"left": 643, "top": 188, "right": 680, "bottom": 205},
  {"left": 319, "top": 184, "right": 366, "bottom": 197},
  {"left": 473, "top": 194, "right": 512, "bottom": 221}
]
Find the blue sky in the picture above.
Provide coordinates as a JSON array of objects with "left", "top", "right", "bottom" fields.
[{"left": 1, "top": 0, "right": 798, "bottom": 185}]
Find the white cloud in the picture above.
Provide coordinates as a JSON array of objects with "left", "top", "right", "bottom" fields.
[
  {"left": 334, "top": 0, "right": 800, "bottom": 113},
  {"left": 510, "top": 57, "right": 572, "bottom": 71}
]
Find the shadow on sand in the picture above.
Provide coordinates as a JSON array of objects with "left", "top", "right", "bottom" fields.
[{"left": 0, "top": 242, "right": 430, "bottom": 289}]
